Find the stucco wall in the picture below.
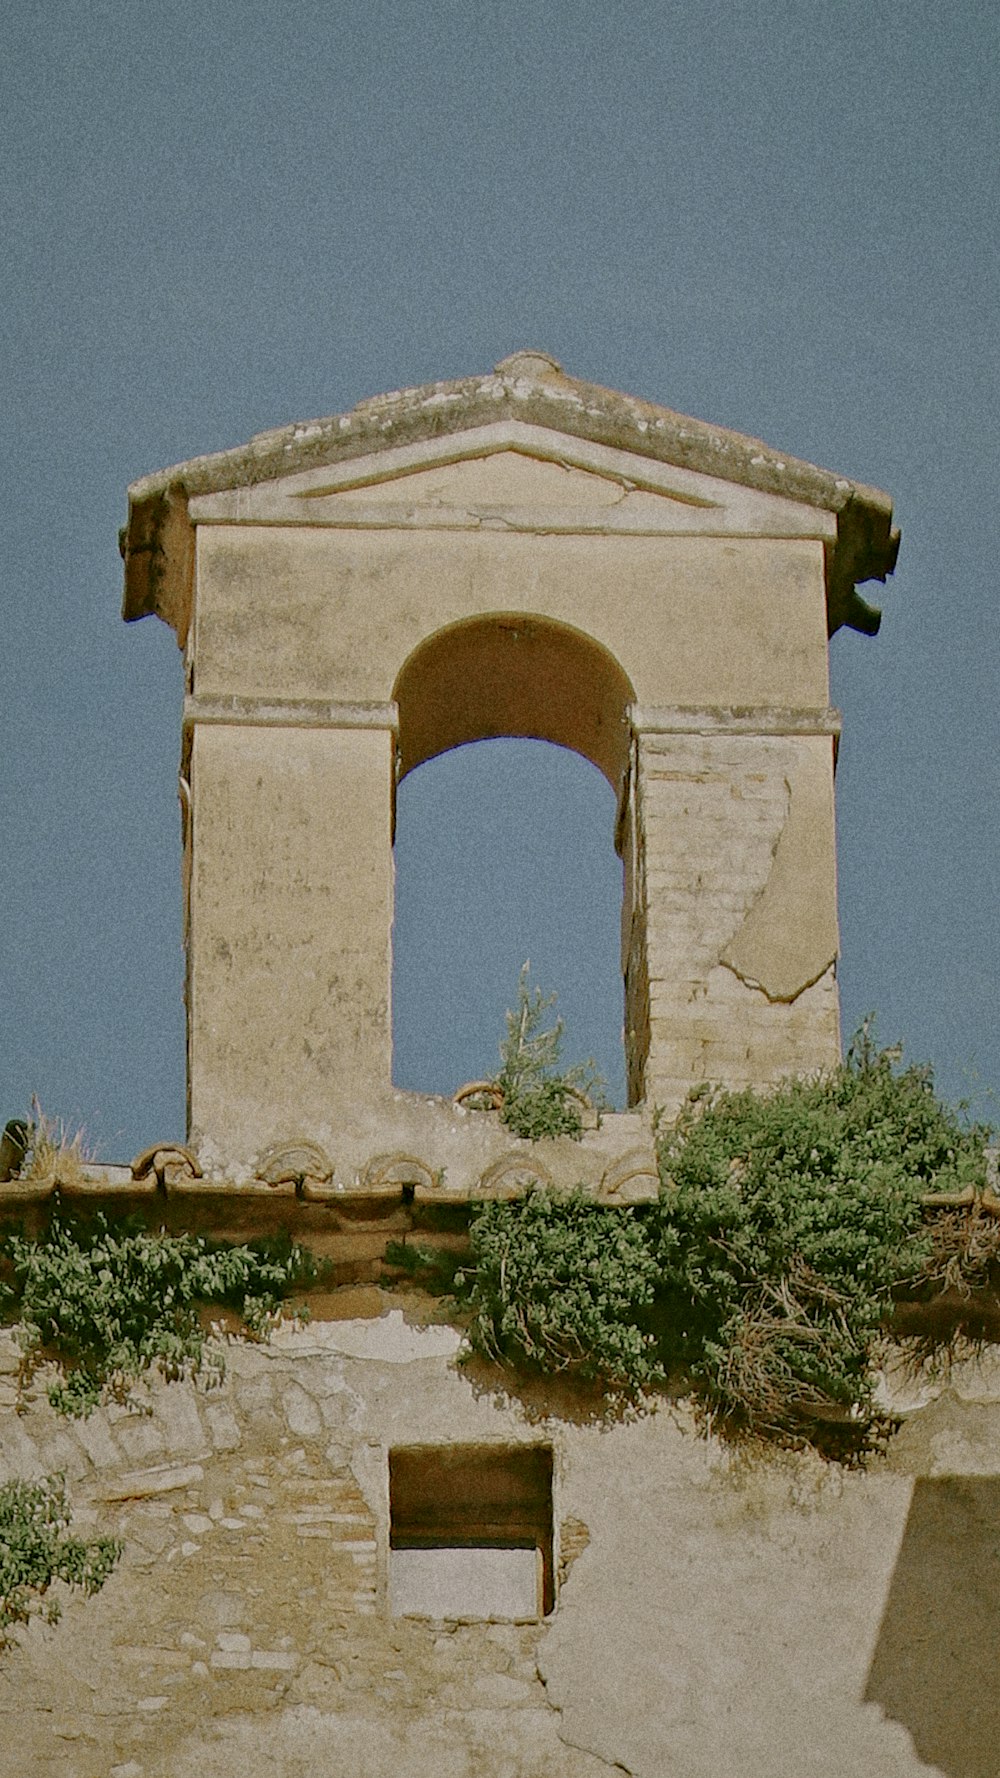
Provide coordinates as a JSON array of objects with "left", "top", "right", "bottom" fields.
[
  {"left": 3, "top": 1312, "right": 996, "bottom": 1777},
  {"left": 192, "top": 526, "right": 830, "bottom": 712},
  {"left": 181, "top": 462, "right": 839, "bottom": 1167},
  {"left": 187, "top": 722, "right": 394, "bottom": 1166}
]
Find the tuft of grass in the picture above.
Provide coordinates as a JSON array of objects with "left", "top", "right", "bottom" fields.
[
  {"left": 0, "top": 1474, "right": 121, "bottom": 1646},
  {"left": 13, "top": 1102, "right": 90, "bottom": 1194}
]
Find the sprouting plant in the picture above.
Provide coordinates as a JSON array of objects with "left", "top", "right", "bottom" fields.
[{"left": 492, "top": 964, "right": 604, "bottom": 1141}]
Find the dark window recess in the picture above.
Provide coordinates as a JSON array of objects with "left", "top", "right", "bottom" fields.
[{"left": 389, "top": 1444, "right": 555, "bottom": 1616}]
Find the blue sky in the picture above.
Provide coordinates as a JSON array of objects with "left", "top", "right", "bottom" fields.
[{"left": 2, "top": 0, "right": 997, "bottom": 1157}]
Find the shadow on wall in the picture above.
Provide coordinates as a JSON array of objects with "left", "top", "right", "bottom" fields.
[{"left": 865, "top": 1477, "right": 1000, "bottom": 1778}]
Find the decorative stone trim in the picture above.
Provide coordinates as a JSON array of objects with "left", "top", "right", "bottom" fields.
[
  {"left": 255, "top": 1140, "right": 334, "bottom": 1190},
  {"left": 454, "top": 1082, "right": 504, "bottom": 1112},
  {"left": 183, "top": 694, "right": 399, "bottom": 733},
  {"left": 477, "top": 1155, "right": 554, "bottom": 1199},
  {"left": 360, "top": 1153, "right": 440, "bottom": 1195},
  {"left": 131, "top": 1144, "right": 203, "bottom": 1188},
  {"left": 597, "top": 1150, "right": 660, "bottom": 1203},
  {"left": 630, "top": 703, "right": 842, "bottom": 737}
]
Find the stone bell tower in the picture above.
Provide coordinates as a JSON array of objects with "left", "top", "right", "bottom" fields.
[{"left": 121, "top": 353, "right": 897, "bottom": 1180}]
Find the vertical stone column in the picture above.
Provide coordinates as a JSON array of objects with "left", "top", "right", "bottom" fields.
[
  {"left": 633, "top": 710, "right": 842, "bottom": 1113},
  {"left": 618, "top": 735, "right": 650, "bottom": 1108},
  {"left": 184, "top": 710, "right": 396, "bottom": 1172}
]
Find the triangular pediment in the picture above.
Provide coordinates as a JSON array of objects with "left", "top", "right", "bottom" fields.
[
  {"left": 186, "top": 422, "right": 835, "bottom": 541},
  {"left": 124, "top": 354, "right": 897, "bottom": 635},
  {"left": 304, "top": 449, "right": 702, "bottom": 511}
]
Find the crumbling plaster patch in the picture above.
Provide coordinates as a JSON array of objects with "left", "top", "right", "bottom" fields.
[
  {"left": 720, "top": 741, "right": 840, "bottom": 1002},
  {"left": 538, "top": 1416, "right": 927, "bottom": 1778}
]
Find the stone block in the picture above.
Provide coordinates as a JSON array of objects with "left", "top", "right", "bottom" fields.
[{"left": 390, "top": 1547, "right": 541, "bottom": 1621}]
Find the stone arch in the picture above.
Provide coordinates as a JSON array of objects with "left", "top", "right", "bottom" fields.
[
  {"left": 391, "top": 615, "right": 639, "bottom": 1100},
  {"left": 128, "top": 358, "right": 868, "bottom": 1168},
  {"left": 392, "top": 613, "right": 636, "bottom": 798}
]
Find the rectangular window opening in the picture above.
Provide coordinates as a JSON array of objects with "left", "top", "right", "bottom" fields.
[{"left": 389, "top": 1443, "right": 554, "bottom": 1621}]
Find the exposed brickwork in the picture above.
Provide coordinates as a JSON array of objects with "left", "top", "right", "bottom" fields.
[
  {"left": 0, "top": 1326, "right": 606, "bottom": 1777},
  {"left": 637, "top": 730, "right": 840, "bottom": 1110}
]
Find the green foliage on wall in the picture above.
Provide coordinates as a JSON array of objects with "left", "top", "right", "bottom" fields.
[
  {"left": 461, "top": 1188, "right": 664, "bottom": 1396},
  {"left": 0, "top": 1474, "right": 121, "bottom": 1645},
  {"left": 652, "top": 1023, "right": 988, "bottom": 1435},
  {"left": 447, "top": 1026, "right": 992, "bottom": 1444},
  {"left": 1, "top": 1215, "right": 320, "bottom": 1416}
]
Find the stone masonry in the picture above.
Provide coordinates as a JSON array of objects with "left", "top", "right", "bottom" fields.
[
  {"left": 6, "top": 1310, "right": 1000, "bottom": 1777},
  {"left": 120, "top": 352, "right": 899, "bottom": 1179}
]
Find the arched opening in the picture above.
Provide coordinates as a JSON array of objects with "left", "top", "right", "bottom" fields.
[
  {"left": 393, "top": 612, "right": 634, "bottom": 793},
  {"left": 391, "top": 616, "right": 638, "bottom": 1107}
]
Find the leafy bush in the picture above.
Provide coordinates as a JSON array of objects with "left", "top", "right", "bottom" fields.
[
  {"left": 652, "top": 1023, "right": 990, "bottom": 1435},
  {"left": 1, "top": 1215, "right": 320, "bottom": 1416},
  {"left": 0, "top": 1474, "right": 121, "bottom": 1645},
  {"left": 492, "top": 965, "right": 602, "bottom": 1141},
  {"left": 421, "top": 1027, "right": 993, "bottom": 1445},
  {"left": 460, "top": 1189, "right": 663, "bottom": 1398},
  {"left": 383, "top": 1238, "right": 466, "bottom": 1294}
]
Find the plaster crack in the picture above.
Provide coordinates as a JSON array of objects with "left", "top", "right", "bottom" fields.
[
  {"left": 535, "top": 1659, "right": 634, "bottom": 1775},
  {"left": 719, "top": 764, "right": 838, "bottom": 1003},
  {"left": 554, "top": 1723, "right": 634, "bottom": 1774}
]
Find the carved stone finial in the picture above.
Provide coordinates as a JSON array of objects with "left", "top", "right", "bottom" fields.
[{"left": 493, "top": 350, "right": 564, "bottom": 378}]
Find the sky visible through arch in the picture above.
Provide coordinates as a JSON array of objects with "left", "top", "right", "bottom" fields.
[
  {"left": 392, "top": 740, "right": 626, "bottom": 1108},
  {"left": 1, "top": 0, "right": 996, "bottom": 1158}
]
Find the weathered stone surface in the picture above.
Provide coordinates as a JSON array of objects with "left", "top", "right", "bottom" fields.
[
  {"left": 269, "top": 1310, "right": 462, "bottom": 1365},
  {"left": 150, "top": 1703, "right": 613, "bottom": 1778},
  {"left": 153, "top": 1382, "right": 206, "bottom": 1456},
  {"left": 391, "top": 1547, "right": 540, "bottom": 1622},
  {"left": 279, "top": 1381, "right": 322, "bottom": 1438},
  {"left": 4, "top": 1314, "right": 997, "bottom": 1776},
  {"left": 67, "top": 1408, "right": 122, "bottom": 1471},
  {"left": 99, "top": 1461, "right": 204, "bottom": 1501},
  {"left": 116, "top": 362, "right": 889, "bottom": 1171},
  {"left": 0, "top": 1418, "right": 44, "bottom": 1481},
  {"left": 203, "top": 1399, "right": 242, "bottom": 1451}
]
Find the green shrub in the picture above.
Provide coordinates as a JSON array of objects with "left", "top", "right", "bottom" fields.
[
  {"left": 0, "top": 1474, "right": 121, "bottom": 1645},
  {"left": 1, "top": 1214, "right": 320, "bottom": 1416},
  {"left": 433, "top": 1027, "right": 992, "bottom": 1445},
  {"left": 383, "top": 1238, "right": 465, "bottom": 1294},
  {"left": 460, "top": 1189, "right": 663, "bottom": 1398},
  {"left": 652, "top": 1023, "right": 990, "bottom": 1435},
  {"left": 493, "top": 965, "right": 602, "bottom": 1141}
]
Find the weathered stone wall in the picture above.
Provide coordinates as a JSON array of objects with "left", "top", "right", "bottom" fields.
[
  {"left": 4, "top": 1311, "right": 1000, "bottom": 1777},
  {"left": 121, "top": 362, "right": 881, "bottom": 1171},
  {"left": 178, "top": 496, "right": 839, "bottom": 1171},
  {"left": 636, "top": 725, "right": 841, "bottom": 1109}
]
